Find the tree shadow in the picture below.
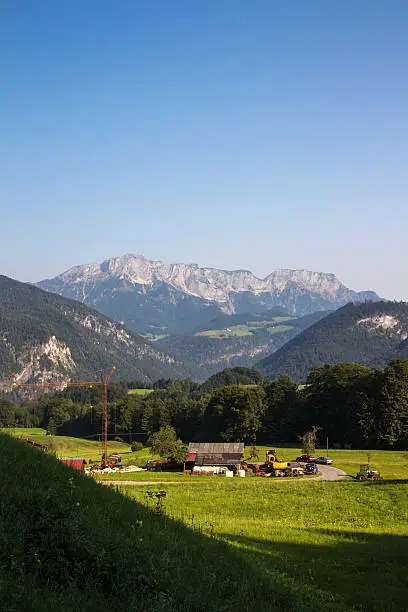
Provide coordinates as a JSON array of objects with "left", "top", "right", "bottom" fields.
[
  {"left": 222, "top": 528, "right": 408, "bottom": 611},
  {"left": 347, "top": 475, "right": 408, "bottom": 484}
]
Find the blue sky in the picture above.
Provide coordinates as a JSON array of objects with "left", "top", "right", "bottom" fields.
[{"left": 1, "top": 1, "right": 407, "bottom": 298}]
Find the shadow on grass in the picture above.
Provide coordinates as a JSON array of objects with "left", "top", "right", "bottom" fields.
[
  {"left": 223, "top": 528, "right": 408, "bottom": 611},
  {"left": 2, "top": 434, "right": 407, "bottom": 611},
  {"left": 347, "top": 475, "right": 408, "bottom": 485},
  {"left": 1, "top": 434, "right": 345, "bottom": 612}
]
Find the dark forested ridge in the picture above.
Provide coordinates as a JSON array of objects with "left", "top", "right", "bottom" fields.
[
  {"left": 0, "top": 276, "right": 185, "bottom": 387},
  {"left": 2, "top": 361, "right": 408, "bottom": 450},
  {"left": 258, "top": 301, "right": 408, "bottom": 381}
]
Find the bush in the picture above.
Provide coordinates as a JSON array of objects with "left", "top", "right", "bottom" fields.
[
  {"left": 131, "top": 442, "right": 144, "bottom": 452},
  {"left": 114, "top": 436, "right": 124, "bottom": 443}
]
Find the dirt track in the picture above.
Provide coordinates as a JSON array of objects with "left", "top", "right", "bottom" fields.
[
  {"left": 99, "top": 466, "right": 347, "bottom": 487},
  {"left": 100, "top": 480, "right": 186, "bottom": 486}
]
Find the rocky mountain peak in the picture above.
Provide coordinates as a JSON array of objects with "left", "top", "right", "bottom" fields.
[
  {"left": 43, "top": 254, "right": 376, "bottom": 306},
  {"left": 37, "top": 255, "right": 381, "bottom": 343}
]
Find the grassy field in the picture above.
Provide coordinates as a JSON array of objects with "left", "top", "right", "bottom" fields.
[
  {"left": 127, "top": 388, "right": 155, "bottom": 396},
  {"left": 195, "top": 318, "right": 297, "bottom": 339},
  {"left": 120, "top": 475, "right": 408, "bottom": 610},
  {"left": 1, "top": 432, "right": 363, "bottom": 612},
  {"left": 196, "top": 326, "right": 253, "bottom": 338},
  {"left": 2, "top": 433, "right": 408, "bottom": 609},
  {"left": 1, "top": 428, "right": 131, "bottom": 462}
]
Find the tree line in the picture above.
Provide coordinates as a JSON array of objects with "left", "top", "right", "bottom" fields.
[{"left": 1, "top": 362, "right": 408, "bottom": 449}]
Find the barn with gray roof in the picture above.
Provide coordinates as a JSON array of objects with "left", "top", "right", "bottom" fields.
[{"left": 186, "top": 442, "right": 244, "bottom": 469}]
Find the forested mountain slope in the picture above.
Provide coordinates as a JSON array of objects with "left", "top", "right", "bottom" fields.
[
  {"left": 158, "top": 309, "right": 329, "bottom": 378},
  {"left": 0, "top": 276, "right": 184, "bottom": 389},
  {"left": 258, "top": 301, "right": 408, "bottom": 381}
]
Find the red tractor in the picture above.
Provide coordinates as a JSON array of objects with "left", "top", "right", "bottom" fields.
[{"left": 356, "top": 464, "right": 382, "bottom": 481}]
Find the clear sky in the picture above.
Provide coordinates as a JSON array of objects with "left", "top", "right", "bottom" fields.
[{"left": 1, "top": 1, "right": 407, "bottom": 299}]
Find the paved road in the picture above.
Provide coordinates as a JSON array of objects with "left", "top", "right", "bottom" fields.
[
  {"left": 99, "top": 466, "right": 347, "bottom": 487},
  {"left": 315, "top": 465, "right": 347, "bottom": 481}
]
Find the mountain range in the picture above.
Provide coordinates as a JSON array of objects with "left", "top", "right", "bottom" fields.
[
  {"left": 259, "top": 301, "right": 408, "bottom": 381},
  {"left": 0, "top": 275, "right": 185, "bottom": 390},
  {"left": 38, "top": 254, "right": 379, "bottom": 338},
  {"left": 1, "top": 255, "right": 396, "bottom": 386}
]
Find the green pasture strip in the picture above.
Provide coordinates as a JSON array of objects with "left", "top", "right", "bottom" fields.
[
  {"left": 322, "top": 449, "right": 408, "bottom": 480},
  {"left": 124, "top": 477, "right": 408, "bottom": 611},
  {"left": 1, "top": 428, "right": 131, "bottom": 460},
  {"left": 127, "top": 388, "right": 155, "bottom": 396},
  {"left": 267, "top": 325, "right": 296, "bottom": 334},
  {"left": 196, "top": 327, "right": 253, "bottom": 338},
  {"left": 0, "top": 433, "right": 346, "bottom": 611},
  {"left": 1, "top": 427, "right": 47, "bottom": 437}
]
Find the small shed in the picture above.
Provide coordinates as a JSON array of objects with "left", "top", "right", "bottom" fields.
[
  {"left": 187, "top": 443, "right": 244, "bottom": 470},
  {"left": 58, "top": 457, "right": 86, "bottom": 471}
]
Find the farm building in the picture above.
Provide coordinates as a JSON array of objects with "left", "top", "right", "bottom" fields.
[
  {"left": 186, "top": 443, "right": 244, "bottom": 472},
  {"left": 58, "top": 457, "right": 86, "bottom": 471}
]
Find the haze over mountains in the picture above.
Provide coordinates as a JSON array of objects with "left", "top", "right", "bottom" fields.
[
  {"left": 38, "top": 254, "right": 380, "bottom": 337},
  {"left": 0, "top": 276, "right": 185, "bottom": 390}
]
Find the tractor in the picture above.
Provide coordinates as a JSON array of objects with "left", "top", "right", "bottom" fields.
[
  {"left": 265, "top": 449, "right": 280, "bottom": 464},
  {"left": 356, "top": 464, "right": 382, "bottom": 481},
  {"left": 264, "top": 449, "right": 297, "bottom": 476}
]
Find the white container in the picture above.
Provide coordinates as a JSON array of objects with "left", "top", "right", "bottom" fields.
[
  {"left": 225, "top": 470, "right": 234, "bottom": 478},
  {"left": 238, "top": 470, "right": 246, "bottom": 478}
]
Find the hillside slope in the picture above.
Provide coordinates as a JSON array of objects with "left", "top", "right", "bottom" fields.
[
  {"left": 0, "top": 276, "right": 184, "bottom": 388},
  {"left": 158, "top": 309, "right": 329, "bottom": 379},
  {"left": 0, "top": 433, "right": 334, "bottom": 611},
  {"left": 258, "top": 301, "right": 408, "bottom": 381},
  {"left": 38, "top": 253, "right": 379, "bottom": 337}
]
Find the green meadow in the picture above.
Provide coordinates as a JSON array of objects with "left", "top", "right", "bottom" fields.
[
  {"left": 121, "top": 474, "right": 408, "bottom": 610},
  {"left": 1, "top": 427, "right": 130, "bottom": 462},
  {"left": 1, "top": 431, "right": 408, "bottom": 610}
]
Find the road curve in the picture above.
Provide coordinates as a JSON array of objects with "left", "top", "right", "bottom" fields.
[{"left": 315, "top": 465, "right": 347, "bottom": 481}]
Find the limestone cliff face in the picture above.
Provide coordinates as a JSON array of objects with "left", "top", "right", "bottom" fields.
[
  {"left": 0, "top": 275, "right": 184, "bottom": 389},
  {"left": 39, "top": 253, "right": 379, "bottom": 314}
]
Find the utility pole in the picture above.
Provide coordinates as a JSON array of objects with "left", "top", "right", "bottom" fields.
[
  {"left": 13, "top": 366, "right": 116, "bottom": 466},
  {"left": 326, "top": 436, "right": 329, "bottom": 456}
]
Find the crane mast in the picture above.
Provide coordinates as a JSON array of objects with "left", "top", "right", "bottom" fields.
[{"left": 13, "top": 366, "right": 116, "bottom": 466}]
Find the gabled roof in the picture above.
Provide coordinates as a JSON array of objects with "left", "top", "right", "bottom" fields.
[
  {"left": 188, "top": 442, "right": 244, "bottom": 454},
  {"left": 187, "top": 443, "right": 244, "bottom": 465}
]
